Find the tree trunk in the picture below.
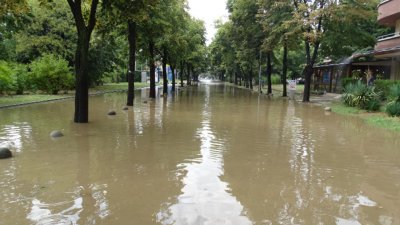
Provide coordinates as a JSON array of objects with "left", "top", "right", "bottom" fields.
[
  {"left": 162, "top": 48, "right": 168, "bottom": 94},
  {"left": 249, "top": 67, "right": 253, "bottom": 90},
  {"left": 302, "top": 64, "right": 313, "bottom": 102},
  {"left": 149, "top": 40, "right": 156, "bottom": 98},
  {"left": 186, "top": 63, "right": 191, "bottom": 85},
  {"left": 240, "top": 67, "right": 247, "bottom": 88},
  {"left": 67, "top": 0, "right": 99, "bottom": 123},
  {"left": 171, "top": 65, "right": 176, "bottom": 92},
  {"left": 267, "top": 52, "right": 272, "bottom": 94},
  {"left": 73, "top": 32, "right": 90, "bottom": 123},
  {"left": 282, "top": 43, "right": 288, "bottom": 97},
  {"left": 234, "top": 72, "right": 238, "bottom": 85},
  {"left": 127, "top": 21, "right": 136, "bottom": 106},
  {"left": 180, "top": 61, "right": 184, "bottom": 87},
  {"left": 193, "top": 66, "right": 198, "bottom": 82},
  {"left": 302, "top": 40, "right": 320, "bottom": 102}
]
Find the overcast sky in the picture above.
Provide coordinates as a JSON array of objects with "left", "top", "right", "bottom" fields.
[{"left": 187, "top": 0, "right": 229, "bottom": 45}]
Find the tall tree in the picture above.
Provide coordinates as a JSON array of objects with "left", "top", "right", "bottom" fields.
[
  {"left": 102, "top": 0, "right": 153, "bottom": 105},
  {"left": 259, "top": 0, "right": 300, "bottom": 97},
  {"left": 66, "top": 0, "right": 99, "bottom": 123}
]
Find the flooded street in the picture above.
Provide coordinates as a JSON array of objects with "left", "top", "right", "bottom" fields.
[{"left": 0, "top": 84, "right": 400, "bottom": 225}]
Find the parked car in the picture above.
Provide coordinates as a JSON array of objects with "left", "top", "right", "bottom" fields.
[{"left": 297, "top": 78, "right": 305, "bottom": 84}]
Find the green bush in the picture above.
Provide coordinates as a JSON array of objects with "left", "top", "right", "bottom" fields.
[
  {"left": 341, "top": 78, "right": 358, "bottom": 90},
  {"left": 342, "top": 82, "right": 357, "bottom": 107},
  {"left": 11, "top": 63, "right": 30, "bottom": 95},
  {"left": 271, "top": 74, "right": 281, "bottom": 85},
  {"left": 386, "top": 102, "right": 400, "bottom": 117},
  {"left": 342, "top": 81, "right": 380, "bottom": 111},
  {"left": 387, "top": 83, "right": 400, "bottom": 102},
  {"left": 29, "top": 54, "right": 74, "bottom": 94},
  {"left": 366, "top": 98, "right": 381, "bottom": 112},
  {"left": 374, "top": 80, "right": 400, "bottom": 100},
  {"left": 0, "top": 61, "right": 13, "bottom": 94},
  {"left": 385, "top": 84, "right": 400, "bottom": 117}
]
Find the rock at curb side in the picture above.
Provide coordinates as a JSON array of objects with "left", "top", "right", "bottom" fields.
[
  {"left": 0, "top": 147, "right": 12, "bottom": 159},
  {"left": 50, "top": 130, "right": 64, "bottom": 138},
  {"left": 324, "top": 107, "right": 332, "bottom": 112},
  {"left": 108, "top": 111, "right": 117, "bottom": 116},
  {"left": 123, "top": 107, "right": 129, "bottom": 111}
]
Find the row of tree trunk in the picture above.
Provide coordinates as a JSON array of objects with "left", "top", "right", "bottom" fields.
[
  {"left": 230, "top": 50, "right": 289, "bottom": 98},
  {"left": 69, "top": 4, "right": 195, "bottom": 123}
]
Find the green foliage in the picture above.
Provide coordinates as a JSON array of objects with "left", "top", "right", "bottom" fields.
[
  {"left": 271, "top": 74, "right": 281, "bottom": 85},
  {"left": 88, "top": 33, "right": 126, "bottom": 86},
  {"left": 386, "top": 102, "right": 400, "bottom": 117},
  {"left": 14, "top": 0, "right": 76, "bottom": 64},
  {"left": 365, "top": 98, "right": 380, "bottom": 112},
  {"left": 320, "top": 0, "right": 381, "bottom": 59},
  {"left": 0, "top": 38, "right": 17, "bottom": 61},
  {"left": 342, "top": 81, "right": 380, "bottom": 111},
  {"left": 10, "top": 63, "right": 29, "bottom": 94},
  {"left": 388, "top": 84, "right": 400, "bottom": 102},
  {"left": 0, "top": 61, "right": 31, "bottom": 94},
  {"left": 375, "top": 80, "right": 400, "bottom": 99},
  {"left": 341, "top": 78, "right": 358, "bottom": 90},
  {"left": 0, "top": 61, "right": 13, "bottom": 94},
  {"left": 29, "top": 54, "right": 74, "bottom": 94},
  {"left": 385, "top": 84, "right": 400, "bottom": 117}
]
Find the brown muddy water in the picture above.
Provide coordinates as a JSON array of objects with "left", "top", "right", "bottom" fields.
[{"left": 0, "top": 84, "right": 400, "bottom": 225}]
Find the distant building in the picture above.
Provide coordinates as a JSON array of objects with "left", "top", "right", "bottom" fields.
[{"left": 375, "top": 0, "right": 400, "bottom": 80}]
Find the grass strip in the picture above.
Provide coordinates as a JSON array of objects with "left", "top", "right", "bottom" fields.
[
  {"left": 331, "top": 102, "right": 400, "bottom": 132},
  {"left": 0, "top": 82, "right": 150, "bottom": 108}
]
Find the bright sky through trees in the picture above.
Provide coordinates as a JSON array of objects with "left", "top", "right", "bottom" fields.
[{"left": 188, "top": 0, "right": 228, "bottom": 45}]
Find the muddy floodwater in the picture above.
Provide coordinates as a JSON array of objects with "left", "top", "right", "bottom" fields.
[{"left": 0, "top": 84, "right": 400, "bottom": 225}]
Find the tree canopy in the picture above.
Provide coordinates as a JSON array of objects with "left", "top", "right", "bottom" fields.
[
  {"left": 0, "top": 0, "right": 207, "bottom": 122},
  {"left": 210, "top": 0, "right": 386, "bottom": 101}
]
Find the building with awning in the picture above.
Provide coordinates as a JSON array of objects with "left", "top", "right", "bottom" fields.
[{"left": 312, "top": 0, "right": 400, "bottom": 93}]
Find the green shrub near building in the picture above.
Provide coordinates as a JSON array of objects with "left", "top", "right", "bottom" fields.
[
  {"left": 341, "top": 78, "right": 358, "bottom": 90},
  {"left": 374, "top": 80, "right": 400, "bottom": 100},
  {"left": 342, "top": 81, "right": 380, "bottom": 112},
  {"left": 386, "top": 84, "right": 400, "bottom": 117}
]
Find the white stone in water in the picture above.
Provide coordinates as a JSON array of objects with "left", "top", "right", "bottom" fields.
[
  {"left": 324, "top": 107, "right": 332, "bottom": 112},
  {"left": 50, "top": 130, "right": 64, "bottom": 138},
  {"left": 108, "top": 111, "right": 116, "bottom": 116},
  {"left": 0, "top": 147, "right": 12, "bottom": 159}
]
